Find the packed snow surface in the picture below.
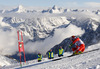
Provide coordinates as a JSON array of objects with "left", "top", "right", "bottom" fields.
[{"left": 1, "top": 43, "right": 100, "bottom": 69}]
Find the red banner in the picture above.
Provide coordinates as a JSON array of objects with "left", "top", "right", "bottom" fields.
[
  {"left": 17, "top": 30, "right": 26, "bottom": 66},
  {"left": 18, "top": 41, "right": 24, "bottom": 52}
]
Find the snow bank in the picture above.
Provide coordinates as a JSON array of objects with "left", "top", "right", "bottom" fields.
[
  {"left": 0, "top": 55, "right": 17, "bottom": 67},
  {"left": 8, "top": 43, "right": 100, "bottom": 69}
]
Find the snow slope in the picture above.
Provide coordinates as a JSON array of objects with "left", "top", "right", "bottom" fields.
[
  {"left": 0, "top": 55, "right": 18, "bottom": 67},
  {"left": 2, "top": 43, "right": 100, "bottom": 69}
]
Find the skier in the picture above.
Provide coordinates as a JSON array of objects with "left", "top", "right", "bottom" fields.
[
  {"left": 48, "top": 49, "right": 54, "bottom": 59},
  {"left": 58, "top": 46, "right": 64, "bottom": 57},
  {"left": 69, "top": 36, "right": 85, "bottom": 55},
  {"left": 37, "top": 53, "right": 42, "bottom": 62}
]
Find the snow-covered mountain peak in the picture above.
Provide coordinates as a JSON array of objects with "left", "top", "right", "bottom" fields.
[
  {"left": 11, "top": 5, "right": 26, "bottom": 13},
  {"left": 42, "top": 5, "right": 64, "bottom": 13},
  {"left": 18, "top": 5, "right": 24, "bottom": 9},
  {"left": 52, "top": 5, "right": 58, "bottom": 10},
  {"left": 95, "top": 10, "right": 100, "bottom": 15},
  {"left": 50, "top": 5, "right": 64, "bottom": 13}
]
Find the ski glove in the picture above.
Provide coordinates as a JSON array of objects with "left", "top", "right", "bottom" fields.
[
  {"left": 69, "top": 45, "right": 72, "bottom": 48},
  {"left": 69, "top": 43, "right": 73, "bottom": 48}
]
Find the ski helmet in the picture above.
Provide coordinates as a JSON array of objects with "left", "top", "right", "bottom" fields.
[
  {"left": 72, "top": 36, "right": 75, "bottom": 38},
  {"left": 71, "top": 36, "right": 76, "bottom": 41}
]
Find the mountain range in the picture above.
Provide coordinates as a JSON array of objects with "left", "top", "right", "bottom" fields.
[{"left": 0, "top": 5, "right": 100, "bottom": 62}]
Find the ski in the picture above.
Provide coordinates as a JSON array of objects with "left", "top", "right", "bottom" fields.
[
  {"left": 68, "top": 48, "right": 100, "bottom": 57},
  {"left": 52, "top": 48, "right": 100, "bottom": 61}
]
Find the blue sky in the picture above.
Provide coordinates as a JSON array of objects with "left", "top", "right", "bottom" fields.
[{"left": 0, "top": 0, "right": 100, "bottom": 7}]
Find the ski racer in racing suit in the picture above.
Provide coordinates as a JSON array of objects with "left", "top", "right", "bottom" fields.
[{"left": 69, "top": 36, "right": 85, "bottom": 55}]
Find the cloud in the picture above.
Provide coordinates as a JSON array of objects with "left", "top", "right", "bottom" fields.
[
  {"left": 0, "top": 29, "right": 18, "bottom": 55},
  {"left": 85, "top": 2, "right": 100, "bottom": 7},
  {"left": 0, "top": 24, "right": 85, "bottom": 56},
  {"left": 24, "top": 24, "right": 85, "bottom": 55}
]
